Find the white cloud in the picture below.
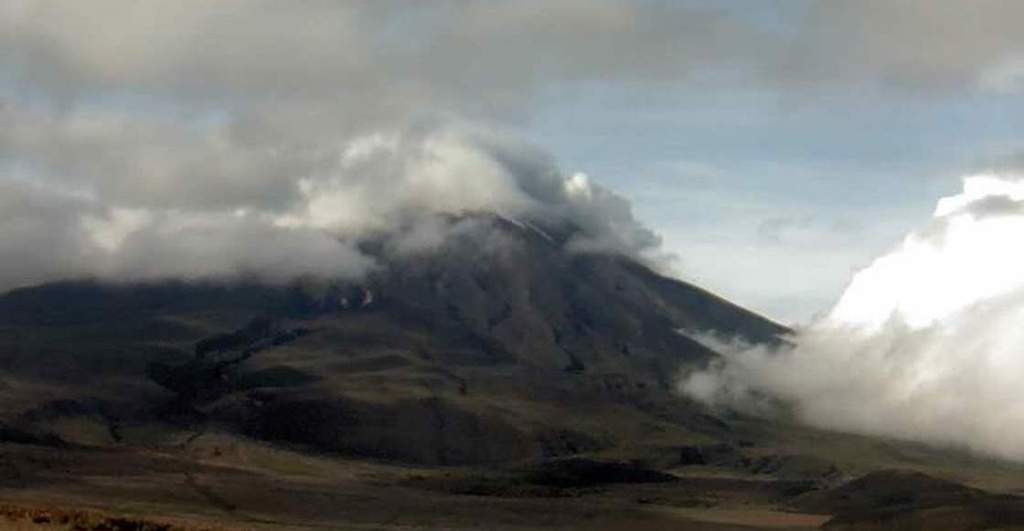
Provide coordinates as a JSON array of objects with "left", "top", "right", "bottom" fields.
[
  {"left": 681, "top": 173, "right": 1024, "bottom": 460},
  {"left": 0, "top": 114, "right": 665, "bottom": 292},
  {"left": 105, "top": 213, "right": 376, "bottom": 284}
]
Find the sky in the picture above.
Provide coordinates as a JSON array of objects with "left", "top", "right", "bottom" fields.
[{"left": 5, "top": 1, "right": 1024, "bottom": 324}]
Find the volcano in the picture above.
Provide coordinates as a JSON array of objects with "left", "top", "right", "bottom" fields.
[
  {"left": 1, "top": 213, "right": 1022, "bottom": 530},
  {"left": 0, "top": 213, "right": 785, "bottom": 462}
]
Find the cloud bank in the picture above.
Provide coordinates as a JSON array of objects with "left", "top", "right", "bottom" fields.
[
  {"left": 681, "top": 174, "right": 1024, "bottom": 460},
  {"left": 0, "top": 112, "right": 664, "bottom": 292}
]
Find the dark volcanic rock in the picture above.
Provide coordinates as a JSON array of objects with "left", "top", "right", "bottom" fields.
[
  {"left": 365, "top": 213, "right": 788, "bottom": 380},
  {"left": 147, "top": 319, "right": 313, "bottom": 407},
  {"left": 0, "top": 422, "right": 66, "bottom": 447},
  {"left": 678, "top": 443, "right": 749, "bottom": 467},
  {"left": 522, "top": 458, "right": 677, "bottom": 488},
  {"left": 194, "top": 316, "right": 273, "bottom": 358},
  {"left": 244, "top": 395, "right": 535, "bottom": 466}
]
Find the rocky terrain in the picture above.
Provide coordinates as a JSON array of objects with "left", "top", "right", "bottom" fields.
[{"left": 1, "top": 213, "right": 1024, "bottom": 529}]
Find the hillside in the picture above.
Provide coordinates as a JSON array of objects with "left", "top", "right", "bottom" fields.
[{"left": 1, "top": 213, "right": 1023, "bottom": 530}]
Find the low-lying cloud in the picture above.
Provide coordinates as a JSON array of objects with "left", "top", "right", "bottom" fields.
[
  {"left": 5, "top": 1, "right": 719, "bottom": 293},
  {"left": 681, "top": 174, "right": 1024, "bottom": 460},
  {"left": 0, "top": 120, "right": 664, "bottom": 292}
]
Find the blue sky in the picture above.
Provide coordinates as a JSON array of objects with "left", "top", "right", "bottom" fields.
[{"left": 523, "top": 81, "right": 1024, "bottom": 322}]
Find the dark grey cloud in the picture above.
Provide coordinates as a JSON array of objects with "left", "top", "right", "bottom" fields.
[
  {"left": 777, "top": 1, "right": 1024, "bottom": 93},
  {"left": 8, "top": 1, "right": 1024, "bottom": 118},
  {"left": 1, "top": 1, "right": 770, "bottom": 132},
  {"left": 0, "top": 180, "right": 100, "bottom": 290},
  {"left": 958, "top": 194, "right": 1024, "bottom": 220}
]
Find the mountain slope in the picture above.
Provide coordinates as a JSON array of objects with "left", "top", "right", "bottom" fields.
[{"left": 0, "top": 213, "right": 786, "bottom": 464}]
